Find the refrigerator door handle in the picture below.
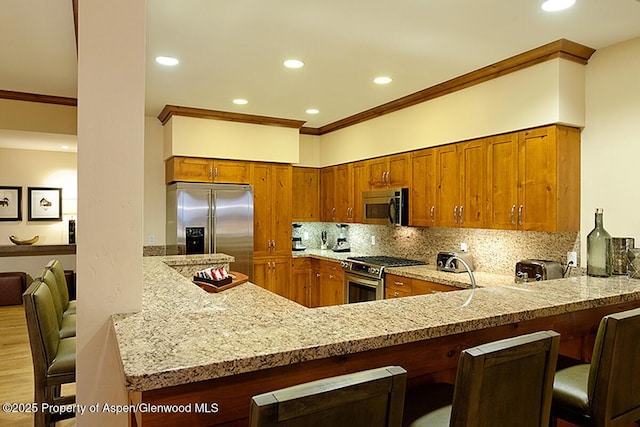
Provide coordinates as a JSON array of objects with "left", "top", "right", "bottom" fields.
[{"left": 210, "top": 191, "right": 217, "bottom": 253}]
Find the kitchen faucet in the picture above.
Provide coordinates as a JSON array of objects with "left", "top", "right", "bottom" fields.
[{"left": 444, "top": 256, "right": 476, "bottom": 307}]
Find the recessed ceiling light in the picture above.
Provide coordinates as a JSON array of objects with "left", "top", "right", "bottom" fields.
[
  {"left": 233, "top": 99, "right": 248, "bottom": 105},
  {"left": 155, "top": 56, "right": 179, "bottom": 66},
  {"left": 541, "top": 0, "right": 575, "bottom": 12},
  {"left": 61, "top": 145, "right": 70, "bottom": 150},
  {"left": 305, "top": 109, "right": 320, "bottom": 115},
  {"left": 374, "top": 76, "right": 392, "bottom": 85},
  {"left": 284, "top": 59, "right": 305, "bottom": 69}
]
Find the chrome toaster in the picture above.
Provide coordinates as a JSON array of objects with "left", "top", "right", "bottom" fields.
[
  {"left": 437, "top": 251, "right": 475, "bottom": 273},
  {"left": 515, "top": 259, "right": 563, "bottom": 283}
]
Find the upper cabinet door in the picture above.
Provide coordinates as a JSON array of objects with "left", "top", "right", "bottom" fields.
[
  {"left": 459, "top": 138, "right": 486, "bottom": 229},
  {"left": 367, "top": 158, "right": 388, "bottom": 188},
  {"left": 387, "top": 153, "right": 411, "bottom": 188},
  {"left": 435, "top": 144, "right": 460, "bottom": 227},
  {"left": 320, "top": 167, "right": 336, "bottom": 222},
  {"left": 292, "top": 167, "right": 320, "bottom": 222},
  {"left": 334, "top": 164, "right": 353, "bottom": 222},
  {"left": 165, "top": 156, "right": 214, "bottom": 183},
  {"left": 410, "top": 148, "right": 436, "bottom": 227},
  {"left": 487, "top": 133, "right": 519, "bottom": 230},
  {"left": 212, "top": 160, "right": 250, "bottom": 184},
  {"left": 518, "top": 127, "right": 557, "bottom": 231},
  {"left": 351, "top": 161, "right": 368, "bottom": 223}
]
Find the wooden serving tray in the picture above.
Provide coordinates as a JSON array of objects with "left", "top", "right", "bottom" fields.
[{"left": 193, "top": 271, "right": 249, "bottom": 293}]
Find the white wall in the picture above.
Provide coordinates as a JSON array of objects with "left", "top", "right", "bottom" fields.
[
  {"left": 318, "top": 58, "right": 586, "bottom": 166},
  {"left": 0, "top": 148, "right": 77, "bottom": 244},
  {"left": 165, "top": 115, "right": 300, "bottom": 163},
  {"left": 76, "top": 0, "right": 145, "bottom": 425},
  {"left": 581, "top": 37, "right": 640, "bottom": 261}
]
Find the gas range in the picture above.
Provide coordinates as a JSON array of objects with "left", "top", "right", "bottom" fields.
[{"left": 341, "top": 255, "right": 427, "bottom": 280}]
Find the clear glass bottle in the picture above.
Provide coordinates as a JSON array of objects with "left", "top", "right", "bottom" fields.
[{"left": 587, "top": 208, "right": 611, "bottom": 277}]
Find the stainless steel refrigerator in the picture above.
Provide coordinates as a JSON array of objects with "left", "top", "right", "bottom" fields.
[{"left": 166, "top": 182, "right": 254, "bottom": 278}]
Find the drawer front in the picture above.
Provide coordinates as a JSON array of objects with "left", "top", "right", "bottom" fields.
[
  {"left": 412, "top": 279, "right": 460, "bottom": 295},
  {"left": 385, "top": 274, "right": 412, "bottom": 293},
  {"left": 385, "top": 288, "right": 411, "bottom": 299}
]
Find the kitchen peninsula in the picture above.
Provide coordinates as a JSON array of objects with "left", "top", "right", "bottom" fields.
[{"left": 113, "top": 255, "right": 640, "bottom": 426}]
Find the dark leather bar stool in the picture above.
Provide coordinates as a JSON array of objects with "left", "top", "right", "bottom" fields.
[
  {"left": 551, "top": 307, "right": 640, "bottom": 427},
  {"left": 403, "top": 330, "right": 560, "bottom": 427},
  {"left": 249, "top": 365, "right": 407, "bottom": 427}
]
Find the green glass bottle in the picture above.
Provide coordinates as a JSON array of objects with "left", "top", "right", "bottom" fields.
[{"left": 587, "top": 208, "right": 611, "bottom": 277}]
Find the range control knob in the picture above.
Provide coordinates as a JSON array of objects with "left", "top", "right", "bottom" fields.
[
  {"left": 535, "top": 273, "right": 542, "bottom": 281},
  {"left": 369, "top": 267, "right": 380, "bottom": 275},
  {"left": 340, "top": 261, "right": 349, "bottom": 269}
]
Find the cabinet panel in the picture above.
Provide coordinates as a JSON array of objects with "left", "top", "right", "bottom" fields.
[
  {"left": 385, "top": 274, "right": 412, "bottom": 293},
  {"left": 368, "top": 158, "right": 388, "bottom": 188},
  {"left": 165, "top": 157, "right": 250, "bottom": 184},
  {"left": 166, "top": 157, "right": 213, "bottom": 183},
  {"left": 410, "top": 149, "right": 436, "bottom": 226},
  {"left": 459, "top": 139, "right": 486, "bottom": 228},
  {"left": 412, "top": 279, "right": 460, "bottom": 295},
  {"left": 487, "top": 133, "right": 519, "bottom": 230},
  {"left": 334, "top": 164, "right": 353, "bottom": 222},
  {"left": 292, "top": 167, "right": 320, "bottom": 222},
  {"left": 351, "top": 161, "right": 368, "bottom": 223},
  {"left": 318, "top": 260, "right": 344, "bottom": 307},
  {"left": 291, "top": 258, "right": 312, "bottom": 306},
  {"left": 213, "top": 159, "right": 250, "bottom": 184},
  {"left": 320, "top": 167, "right": 336, "bottom": 222},
  {"left": 387, "top": 153, "right": 411, "bottom": 187},
  {"left": 272, "top": 164, "right": 293, "bottom": 256},
  {"left": 518, "top": 127, "right": 557, "bottom": 231},
  {"left": 435, "top": 144, "right": 460, "bottom": 227},
  {"left": 251, "top": 163, "right": 292, "bottom": 257},
  {"left": 254, "top": 256, "right": 291, "bottom": 299}
]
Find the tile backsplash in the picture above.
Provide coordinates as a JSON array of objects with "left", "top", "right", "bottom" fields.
[{"left": 294, "top": 222, "right": 580, "bottom": 275}]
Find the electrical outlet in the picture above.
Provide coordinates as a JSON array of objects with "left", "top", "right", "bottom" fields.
[
  {"left": 370, "top": 235, "right": 376, "bottom": 245},
  {"left": 303, "top": 232, "right": 309, "bottom": 240},
  {"left": 148, "top": 235, "right": 156, "bottom": 245},
  {"left": 460, "top": 242, "right": 468, "bottom": 252},
  {"left": 567, "top": 251, "right": 578, "bottom": 266}
]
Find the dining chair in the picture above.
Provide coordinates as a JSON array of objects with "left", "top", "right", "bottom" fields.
[
  {"left": 551, "top": 307, "right": 640, "bottom": 426},
  {"left": 403, "top": 330, "right": 560, "bottom": 427},
  {"left": 249, "top": 365, "right": 407, "bottom": 427}
]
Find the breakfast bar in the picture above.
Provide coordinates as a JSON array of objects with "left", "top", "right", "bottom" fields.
[{"left": 112, "top": 255, "right": 640, "bottom": 426}]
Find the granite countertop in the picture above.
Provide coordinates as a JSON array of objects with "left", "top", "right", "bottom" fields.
[{"left": 112, "top": 254, "right": 640, "bottom": 393}]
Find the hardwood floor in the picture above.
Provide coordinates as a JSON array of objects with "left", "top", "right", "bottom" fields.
[{"left": 0, "top": 304, "right": 75, "bottom": 427}]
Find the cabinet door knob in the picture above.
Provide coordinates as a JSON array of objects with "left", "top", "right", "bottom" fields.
[
  {"left": 430, "top": 206, "right": 435, "bottom": 223},
  {"left": 510, "top": 205, "right": 516, "bottom": 225},
  {"left": 394, "top": 281, "right": 405, "bottom": 286},
  {"left": 453, "top": 206, "right": 458, "bottom": 223},
  {"left": 459, "top": 205, "right": 464, "bottom": 224}
]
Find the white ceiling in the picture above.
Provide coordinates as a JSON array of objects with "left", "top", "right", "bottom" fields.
[{"left": 2, "top": 0, "right": 640, "bottom": 150}]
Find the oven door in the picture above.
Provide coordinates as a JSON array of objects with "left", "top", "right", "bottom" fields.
[{"left": 344, "top": 272, "right": 383, "bottom": 304}]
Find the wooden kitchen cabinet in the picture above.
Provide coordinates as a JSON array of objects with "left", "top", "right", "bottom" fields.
[
  {"left": 253, "top": 256, "right": 291, "bottom": 299},
  {"left": 165, "top": 156, "right": 250, "bottom": 184},
  {"left": 317, "top": 260, "right": 344, "bottom": 306},
  {"left": 434, "top": 139, "right": 486, "bottom": 228},
  {"left": 385, "top": 273, "right": 460, "bottom": 299},
  {"left": 411, "top": 278, "right": 460, "bottom": 295},
  {"left": 292, "top": 167, "right": 320, "bottom": 222},
  {"left": 334, "top": 164, "right": 354, "bottom": 222},
  {"left": 487, "top": 125, "right": 580, "bottom": 232},
  {"left": 291, "top": 258, "right": 319, "bottom": 307},
  {"left": 368, "top": 153, "right": 411, "bottom": 189},
  {"left": 410, "top": 148, "right": 437, "bottom": 226},
  {"left": 351, "top": 161, "right": 368, "bottom": 223},
  {"left": 385, "top": 274, "right": 412, "bottom": 299},
  {"left": 320, "top": 167, "right": 336, "bottom": 222},
  {"left": 252, "top": 162, "right": 292, "bottom": 257}
]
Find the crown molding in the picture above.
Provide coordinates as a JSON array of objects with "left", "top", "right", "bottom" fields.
[
  {"left": 308, "top": 38, "right": 595, "bottom": 136},
  {"left": 0, "top": 90, "right": 77, "bottom": 106},
  {"left": 158, "top": 104, "right": 306, "bottom": 129}
]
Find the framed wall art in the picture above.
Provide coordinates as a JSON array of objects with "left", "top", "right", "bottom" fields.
[
  {"left": 0, "top": 186, "right": 22, "bottom": 221},
  {"left": 28, "top": 187, "right": 62, "bottom": 221}
]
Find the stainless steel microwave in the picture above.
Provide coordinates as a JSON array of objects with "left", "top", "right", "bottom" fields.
[{"left": 362, "top": 188, "right": 409, "bottom": 226}]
